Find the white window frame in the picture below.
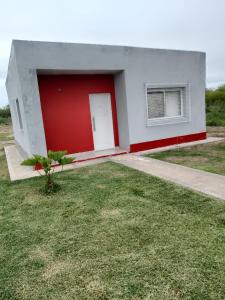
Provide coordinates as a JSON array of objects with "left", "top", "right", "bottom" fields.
[
  {"left": 147, "top": 88, "right": 184, "bottom": 120},
  {"left": 145, "top": 83, "right": 191, "bottom": 127}
]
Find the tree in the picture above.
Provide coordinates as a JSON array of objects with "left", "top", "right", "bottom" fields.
[
  {"left": 0, "top": 105, "right": 11, "bottom": 124},
  {"left": 21, "top": 150, "right": 74, "bottom": 194},
  {"left": 206, "top": 84, "right": 225, "bottom": 126}
]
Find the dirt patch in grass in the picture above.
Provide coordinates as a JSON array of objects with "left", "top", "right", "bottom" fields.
[
  {"left": 30, "top": 247, "right": 71, "bottom": 280},
  {"left": 29, "top": 247, "right": 53, "bottom": 262},
  {"left": 95, "top": 183, "right": 107, "bottom": 189},
  {"left": 207, "top": 126, "right": 225, "bottom": 137},
  {"left": 43, "top": 260, "right": 71, "bottom": 279},
  {"left": 86, "top": 278, "right": 105, "bottom": 296},
  {"left": 100, "top": 208, "right": 121, "bottom": 218},
  {"left": 0, "top": 124, "right": 12, "bottom": 134},
  {"left": 0, "top": 124, "right": 14, "bottom": 144}
]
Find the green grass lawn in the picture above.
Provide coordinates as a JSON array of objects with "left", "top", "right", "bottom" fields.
[
  {"left": 0, "top": 124, "right": 14, "bottom": 160},
  {"left": 2, "top": 157, "right": 225, "bottom": 299},
  {"left": 2, "top": 126, "right": 225, "bottom": 299},
  {"left": 206, "top": 86, "right": 225, "bottom": 126},
  {"left": 146, "top": 138, "right": 225, "bottom": 176}
]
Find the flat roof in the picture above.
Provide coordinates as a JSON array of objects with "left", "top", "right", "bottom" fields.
[{"left": 12, "top": 39, "right": 205, "bottom": 55}]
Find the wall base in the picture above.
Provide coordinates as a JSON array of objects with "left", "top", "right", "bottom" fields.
[{"left": 130, "top": 132, "right": 207, "bottom": 153}]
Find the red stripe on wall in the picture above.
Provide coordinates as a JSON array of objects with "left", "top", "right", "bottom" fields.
[
  {"left": 130, "top": 132, "right": 207, "bottom": 152},
  {"left": 38, "top": 74, "right": 119, "bottom": 154}
]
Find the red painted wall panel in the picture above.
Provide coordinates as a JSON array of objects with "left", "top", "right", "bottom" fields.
[
  {"left": 130, "top": 132, "right": 207, "bottom": 152},
  {"left": 38, "top": 75, "right": 119, "bottom": 154}
]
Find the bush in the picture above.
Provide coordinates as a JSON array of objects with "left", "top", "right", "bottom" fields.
[
  {"left": 21, "top": 150, "right": 75, "bottom": 195},
  {"left": 0, "top": 105, "right": 11, "bottom": 125},
  {"left": 206, "top": 85, "right": 225, "bottom": 126}
]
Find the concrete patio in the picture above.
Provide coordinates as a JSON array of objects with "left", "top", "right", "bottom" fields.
[
  {"left": 4, "top": 145, "right": 120, "bottom": 181},
  {"left": 4, "top": 136, "right": 224, "bottom": 185}
]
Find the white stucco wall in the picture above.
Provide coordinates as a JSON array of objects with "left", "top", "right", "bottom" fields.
[
  {"left": 6, "top": 40, "right": 206, "bottom": 155},
  {"left": 5, "top": 44, "right": 31, "bottom": 156},
  {"left": 124, "top": 49, "right": 206, "bottom": 144}
]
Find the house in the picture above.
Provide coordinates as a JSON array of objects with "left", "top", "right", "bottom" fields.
[{"left": 6, "top": 40, "right": 206, "bottom": 160}]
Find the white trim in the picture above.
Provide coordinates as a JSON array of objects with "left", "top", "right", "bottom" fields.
[
  {"left": 145, "top": 83, "right": 191, "bottom": 127},
  {"left": 146, "top": 118, "right": 190, "bottom": 127},
  {"left": 145, "top": 83, "right": 190, "bottom": 89}
]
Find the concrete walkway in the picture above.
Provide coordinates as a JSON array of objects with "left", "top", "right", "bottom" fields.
[
  {"left": 4, "top": 145, "right": 108, "bottom": 181},
  {"left": 110, "top": 154, "right": 225, "bottom": 201},
  {"left": 4, "top": 136, "right": 225, "bottom": 185}
]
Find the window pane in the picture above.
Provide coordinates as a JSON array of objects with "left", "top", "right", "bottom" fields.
[
  {"left": 165, "top": 91, "right": 181, "bottom": 117},
  {"left": 147, "top": 91, "right": 164, "bottom": 119},
  {"left": 16, "top": 99, "right": 23, "bottom": 129}
]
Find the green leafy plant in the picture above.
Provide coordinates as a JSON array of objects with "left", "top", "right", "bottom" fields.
[
  {"left": 0, "top": 105, "right": 11, "bottom": 124},
  {"left": 206, "top": 84, "right": 225, "bottom": 126},
  {"left": 21, "top": 150, "right": 74, "bottom": 194}
]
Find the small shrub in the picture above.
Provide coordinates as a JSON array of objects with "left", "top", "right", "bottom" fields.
[
  {"left": 21, "top": 150, "right": 74, "bottom": 194},
  {"left": 206, "top": 85, "right": 225, "bottom": 126}
]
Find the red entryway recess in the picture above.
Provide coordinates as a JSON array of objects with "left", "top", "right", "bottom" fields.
[{"left": 38, "top": 74, "right": 119, "bottom": 154}]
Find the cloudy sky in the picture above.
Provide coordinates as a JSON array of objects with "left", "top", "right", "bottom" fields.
[{"left": 0, "top": 0, "right": 225, "bottom": 107}]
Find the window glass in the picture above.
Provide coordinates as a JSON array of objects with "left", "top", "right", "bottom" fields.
[
  {"left": 147, "top": 88, "right": 183, "bottom": 119},
  {"left": 16, "top": 99, "right": 23, "bottom": 129},
  {"left": 147, "top": 91, "right": 164, "bottom": 119},
  {"left": 165, "top": 91, "right": 181, "bottom": 117}
]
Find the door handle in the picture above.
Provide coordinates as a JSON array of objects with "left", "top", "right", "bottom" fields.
[{"left": 92, "top": 117, "right": 96, "bottom": 131}]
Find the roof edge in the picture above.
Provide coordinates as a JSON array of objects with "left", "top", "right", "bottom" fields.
[{"left": 11, "top": 39, "right": 206, "bottom": 55}]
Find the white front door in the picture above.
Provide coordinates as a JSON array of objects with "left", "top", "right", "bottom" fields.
[{"left": 89, "top": 93, "right": 115, "bottom": 151}]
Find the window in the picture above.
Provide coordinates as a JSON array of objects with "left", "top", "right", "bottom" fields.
[
  {"left": 16, "top": 99, "right": 23, "bottom": 129},
  {"left": 147, "top": 88, "right": 183, "bottom": 120}
]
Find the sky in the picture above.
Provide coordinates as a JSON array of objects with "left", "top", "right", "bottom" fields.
[{"left": 0, "top": 0, "right": 225, "bottom": 107}]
